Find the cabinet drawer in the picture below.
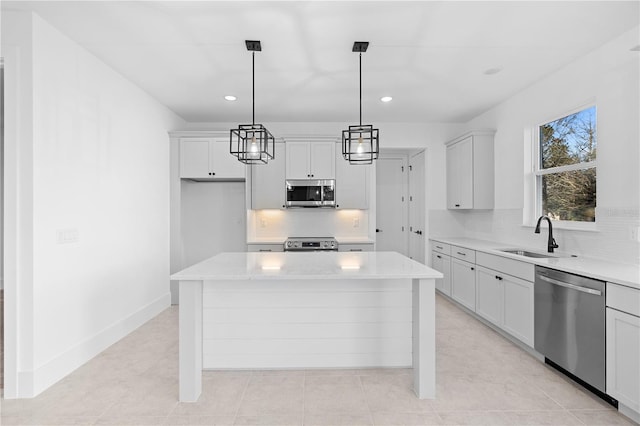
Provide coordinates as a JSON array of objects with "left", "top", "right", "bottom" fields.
[
  {"left": 476, "top": 252, "right": 534, "bottom": 282},
  {"left": 607, "top": 283, "right": 640, "bottom": 317},
  {"left": 431, "top": 241, "right": 451, "bottom": 255},
  {"left": 247, "top": 244, "right": 284, "bottom": 253},
  {"left": 339, "top": 244, "right": 374, "bottom": 252},
  {"left": 452, "top": 245, "right": 475, "bottom": 263}
]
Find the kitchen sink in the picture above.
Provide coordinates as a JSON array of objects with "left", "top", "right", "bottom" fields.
[{"left": 499, "top": 249, "right": 558, "bottom": 258}]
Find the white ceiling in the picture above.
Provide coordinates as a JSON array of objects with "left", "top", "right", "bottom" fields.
[{"left": 4, "top": 1, "right": 639, "bottom": 123}]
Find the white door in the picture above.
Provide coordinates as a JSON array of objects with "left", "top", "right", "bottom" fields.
[
  {"left": 409, "top": 151, "right": 425, "bottom": 263},
  {"left": 375, "top": 156, "right": 408, "bottom": 255}
]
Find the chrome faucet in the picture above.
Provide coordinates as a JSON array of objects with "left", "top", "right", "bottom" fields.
[{"left": 535, "top": 216, "right": 559, "bottom": 253}]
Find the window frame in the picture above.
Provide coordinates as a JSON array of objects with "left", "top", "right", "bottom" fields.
[{"left": 531, "top": 103, "right": 598, "bottom": 230}]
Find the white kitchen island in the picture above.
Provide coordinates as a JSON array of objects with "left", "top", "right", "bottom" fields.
[{"left": 171, "top": 251, "right": 442, "bottom": 402}]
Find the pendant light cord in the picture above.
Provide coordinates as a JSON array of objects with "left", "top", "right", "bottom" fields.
[
  {"left": 359, "top": 52, "right": 362, "bottom": 126},
  {"left": 252, "top": 51, "right": 255, "bottom": 125}
]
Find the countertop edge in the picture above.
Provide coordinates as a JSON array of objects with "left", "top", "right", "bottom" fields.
[{"left": 430, "top": 237, "right": 640, "bottom": 290}]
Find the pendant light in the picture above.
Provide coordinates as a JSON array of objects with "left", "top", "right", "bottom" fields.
[
  {"left": 230, "top": 40, "right": 275, "bottom": 164},
  {"left": 342, "top": 41, "right": 379, "bottom": 165}
]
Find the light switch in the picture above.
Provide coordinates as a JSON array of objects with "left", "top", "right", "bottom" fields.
[{"left": 353, "top": 218, "right": 360, "bottom": 228}]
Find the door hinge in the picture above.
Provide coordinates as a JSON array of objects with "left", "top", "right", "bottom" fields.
[
  {"left": 401, "top": 196, "right": 404, "bottom": 202},
  {"left": 401, "top": 166, "right": 404, "bottom": 172},
  {"left": 402, "top": 226, "right": 405, "bottom": 232},
  {"left": 410, "top": 226, "right": 413, "bottom": 232},
  {"left": 409, "top": 165, "right": 413, "bottom": 171},
  {"left": 410, "top": 196, "right": 413, "bottom": 201}
]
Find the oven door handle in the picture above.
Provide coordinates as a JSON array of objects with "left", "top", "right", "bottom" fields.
[{"left": 538, "top": 275, "right": 602, "bottom": 296}]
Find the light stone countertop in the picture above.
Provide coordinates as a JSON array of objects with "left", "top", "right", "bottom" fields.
[
  {"left": 171, "top": 251, "right": 442, "bottom": 281},
  {"left": 430, "top": 237, "right": 640, "bottom": 289},
  {"left": 247, "top": 238, "right": 375, "bottom": 244}
]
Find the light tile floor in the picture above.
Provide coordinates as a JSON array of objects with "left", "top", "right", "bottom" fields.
[{"left": 1, "top": 294, "right": 636, "bottom": 425}]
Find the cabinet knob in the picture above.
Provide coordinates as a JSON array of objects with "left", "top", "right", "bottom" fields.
[
  {"left": 455, "top": 204, "right": 460, "bottom": 207},
  {"left": 212, "top": 172, "right": 216, "bottom": 176},
  {"left": 471, "top": 267, "right": 475, "bottom": 271}
]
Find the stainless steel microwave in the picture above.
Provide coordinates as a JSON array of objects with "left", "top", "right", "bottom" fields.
[{"left": 285, "top": 179, "right": 336, "bottom": 208}]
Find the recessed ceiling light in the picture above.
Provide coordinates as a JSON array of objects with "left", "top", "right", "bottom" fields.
[
  {"left": 631, "top": 45, "right": 640, "bottom": 52},
  {"left": 484, "top": 67, "right": 502, "bottom": 75},
  {"left": 380, "top": 96, "right": 393, "bottom": 103},
  {"left": 224, "top": 95, "right": 237, "bottom": 101}
]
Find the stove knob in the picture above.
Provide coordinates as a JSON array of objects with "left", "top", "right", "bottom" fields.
[
  {"left": 286, "top": 241, "right": 293, "bottom": 248},
  {"left": 322, "top": 241, "right": 328, "bottom": 248},
  {"left": 331, "top": 241, "right": 336, "bottom": 248},
  {"left": 294, "top": 241, "right": 300, "bottom": 248}
]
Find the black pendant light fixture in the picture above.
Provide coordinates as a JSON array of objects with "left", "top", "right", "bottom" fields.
[
  {"left": 342, "top": 41, "right": 379, "bottom": 165},
  {"left": 230, "top": 40, "right": 275, "bottom": 164}
]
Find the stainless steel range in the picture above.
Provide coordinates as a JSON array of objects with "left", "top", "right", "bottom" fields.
[{"left": 284, "top": 237, "right": 338, "bottom": 252}]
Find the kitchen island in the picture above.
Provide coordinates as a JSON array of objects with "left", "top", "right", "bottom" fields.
[{"left": 171, "top": 251, "right": 442, "bottom": 402}]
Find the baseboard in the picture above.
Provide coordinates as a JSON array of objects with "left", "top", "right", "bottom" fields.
[
  {"left": 618, "top": 402, "right": 640, "bottom": 424},
  {"left": 25, "top": 292, "right": 171, "bottom": 398}
]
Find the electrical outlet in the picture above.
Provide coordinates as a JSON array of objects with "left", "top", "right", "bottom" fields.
[
  {"left": 631, "top": 226, "right": 640, "bottom": 242},
  {"left": 260, "top": 218, "right": 268, "bottom": 228},
  {"left": 57, "top": 228, "right": 79, "bottom": 244},
  {"left": 353, "top": 218, "right": 360, "bottom": 228}
]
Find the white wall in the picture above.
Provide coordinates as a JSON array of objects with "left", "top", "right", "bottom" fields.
[
  {"left": 459, "top": 26, "right": 640, "bottom": 265},
  {"left": 2, "top": 11, "right": 185, "bottom": 397}
]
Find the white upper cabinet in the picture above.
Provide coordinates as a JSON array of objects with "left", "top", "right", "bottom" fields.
[
  {"left": 445, "top": 130, "right": 495, "bottom": 210},
  {"left": 286, "top": 141, "right": 335, "bottom": 180},
  {"left": 180, "top": 137, "right": 246, "bottom": 180},
  {"left": 335, "top": 144, "right": 370, "bottom": 209},
  {"left": 251, "top": 143, "right": 286, "bottom": 209}
]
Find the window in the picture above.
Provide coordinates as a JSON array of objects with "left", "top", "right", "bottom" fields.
[{"left": 535, "top": 106, "right": 596, "bottom": 223}]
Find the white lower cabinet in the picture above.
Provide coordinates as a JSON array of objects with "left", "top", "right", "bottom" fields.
[
  {"left": 451, "top": 258, "right": 476, "bottom": 311},
  {"left": 501, "top": 273, "right": 534, "bottom": 347},
  {"left": 476, "top": 266, "right": 503, "bottom": 326},
  {"left": 476, "top": 265, "right": 534, "bottom": 347},
  {"left": 606, "top": 283, "right": 640, "bottom": 415},
  {"left": 431, "top": 251, "right": 451, "bottom": 296}
]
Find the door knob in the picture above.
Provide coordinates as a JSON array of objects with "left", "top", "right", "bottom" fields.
[{"left": 376, "top": 229, "right": 382, "bottom": 233}]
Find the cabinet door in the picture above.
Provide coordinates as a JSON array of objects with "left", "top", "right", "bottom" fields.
[
  {"left": 606, "top": 308, "right": 640, "bottom": 412},
  {"left": 451, "top": 258, "right": 476, "bottom": 311},
  {"left": 432, "top": 252, "right": 444, "bottom": 293},
  {"left": 180, "top": 139, "right": 211, "bottom": 178},
  {"left": 432, "top": 252, "right": 451, "bottom": 296},
  {"left": 446, "top": 137, "right": 473, "bottom": 209},
  {"left": 310, "top": 142, "right": 336, "bottom": 179},
  {"left": 335, "top": 150, "right": 369, "bottom": 209},
  {"left": 286, "top": 142, "right": 311, "bottom": 179},
  {"left": 476, "top": 266, "right": 503, "bottom": 326},
  {"left": 252, "top": 143, "right": 286, "bottom": 209},
  {"left": 210, "top": 140, "right": 246, "bottom": 179},
  {"left": 502, "top": 274, "right": 534, "bottom": 347}
]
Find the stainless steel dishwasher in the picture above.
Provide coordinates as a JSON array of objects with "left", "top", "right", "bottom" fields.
[{"left": 534, "top": 266, "right": 606, "bottom": 393}]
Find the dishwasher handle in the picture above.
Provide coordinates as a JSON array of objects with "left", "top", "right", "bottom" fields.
[{"left": 538, "top": 274, "right": 602, "bottom": 296}]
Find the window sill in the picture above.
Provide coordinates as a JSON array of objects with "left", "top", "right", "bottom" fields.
[{"left": 521, "top": 221, "right": 599, "bottom": 233}]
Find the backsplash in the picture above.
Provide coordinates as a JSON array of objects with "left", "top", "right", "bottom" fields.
[
  {"left": 430, "top": 208, "right": 640, "bottom": 266},
  {"left": 248, "top": 209, "right": 370, "bottom": 241}
]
